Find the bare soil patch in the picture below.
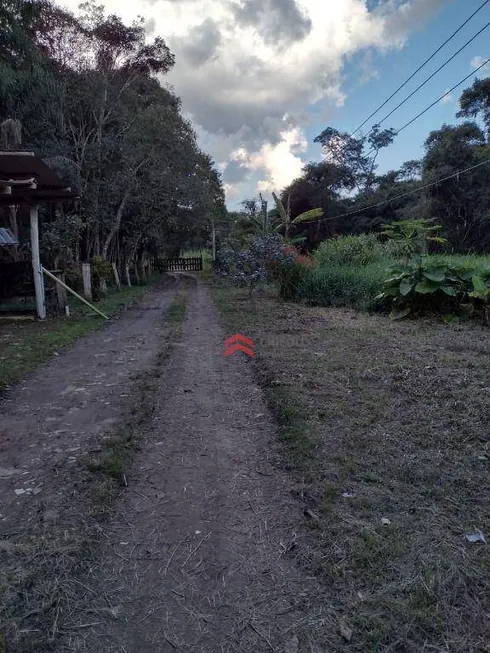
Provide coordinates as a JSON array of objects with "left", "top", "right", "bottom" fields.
[
  {"left": 54, "top": 282, "right": 330, "bottom": 653},
  {"left": 0, "top": 279, "right": 179, "bottom": 652},
  {"left": 0, "top": 283, "right": 157, "bottom": 392}
]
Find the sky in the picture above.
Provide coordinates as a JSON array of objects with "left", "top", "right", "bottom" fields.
[{"left": 55, "top": 0, "right": 490, "bottom": 208}]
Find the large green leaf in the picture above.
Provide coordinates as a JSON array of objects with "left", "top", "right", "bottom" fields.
[
  {"left": 291, "top": 207, "right": 323, "bottom": 224},
  {"left": 423, "top": 269, "right": 446, "bottom": 282},
  {"left": 441, "top": 285, "right": 457, "bottom": 296},
  {"left": 390, "top": 306, "right": 411, "bottom": 320},
  {"left": 399, "top": 279, "right": 414, "bottom": 296},
  {"left": 415, "top": 280, "right": 439, "bottom": 294},
  {"left": 472, "top": 275, "right": 487, "bottom": 294},
  {"left": 290, "top": 235, "right": 307, "bottom": 245},
  {"left": 272, "top": 192, "right": 288, "bottom": 224}
]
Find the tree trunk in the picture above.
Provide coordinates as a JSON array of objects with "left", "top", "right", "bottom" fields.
[
  {"left": 211, "top": 219, "right": 216, "bottom": 261},
  {"left": 102, "top": 188, "right": 131, "bottom": 260},
  {"left": 93, "top": 83, "right": 108, "bottom": 257},
  {"left": 112, "top": 262, "right": 121, "bottom": 290},
  {"left": 125, "top": 264, "right": 132, "bottom": 287}
]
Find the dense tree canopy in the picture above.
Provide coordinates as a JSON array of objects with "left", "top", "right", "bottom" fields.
[
  {"left": 251, "top": 78, "right": 490, "bottom": 254},
  {"left": 0, "top": 0, "right": 226, "bottom": 270}
]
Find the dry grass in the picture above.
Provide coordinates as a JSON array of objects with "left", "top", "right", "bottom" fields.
[
  {"left": 213, "top": 284, "right": 490, "bottom": 653},
  {"left": 0, "top": 289, "right": 188, "bottom": 653}
]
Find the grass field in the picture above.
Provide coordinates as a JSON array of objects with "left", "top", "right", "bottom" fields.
[
  {"left": 213, "top": 283, "right": 490, "bottom": 652},
  {"left": 0, "top": 280, "right": 161, "bottom": 391},
  {"left": 300, "top": 252, "right": 490, "bottom": 310}
]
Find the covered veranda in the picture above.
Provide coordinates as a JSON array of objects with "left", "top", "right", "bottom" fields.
[{"left": 0, "top": 151, "right": 78, "bottom": 319}]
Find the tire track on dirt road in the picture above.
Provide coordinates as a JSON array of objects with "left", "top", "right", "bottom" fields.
[
  {"left": 59, "top": 280, "right": 328, "bottom": 653},
  {"left": 0, "top": 279, "right": 179, "bottom": 651}
]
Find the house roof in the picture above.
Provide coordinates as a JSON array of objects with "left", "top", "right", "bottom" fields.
[
  {"left": 0, "top": 151, "right": 79, "bottom": 205},
  {"left": 0, "top": 227, "right": 18, "bottom": 246}
]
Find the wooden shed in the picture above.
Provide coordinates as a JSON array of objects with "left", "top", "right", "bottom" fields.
[{"left": 0, "top": 152, "right": 78, "bottom": 318}]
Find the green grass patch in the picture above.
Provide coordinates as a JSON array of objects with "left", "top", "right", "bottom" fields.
[
  {"left": 0, "top": 281, "right": 161, "bottom": 392},
  {"left": 299, "top": 261, "right": 389, "bottom": 310},
  {"left": 181, "top": 248, "right": 213, "bottom": 273},
  {"left": 165, "top": 291, "right": 187, "bottom": 323},
  {"left": 298, "top": 247, "right": 490, "bottom": 313}
]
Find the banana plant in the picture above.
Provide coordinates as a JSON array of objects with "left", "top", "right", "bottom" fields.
[{"left": 271, "top": 192, "right": 323, "bottom": 240}]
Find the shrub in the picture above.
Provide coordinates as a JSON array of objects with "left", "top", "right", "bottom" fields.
[
  {"left": 214, "top": 235, "right": 294, "bottom": 295},
  {"left": 375, "top": 258, "right": 478, "bottom": 319},
  {"left": 91, "top": 256, "right": 113, "bottom": 286},
  {"left": 469, "top": 271, "right": 490, "bottom": 324},
  {"left": 298, "top": 262, "right": 387, "bottom": 310},
  {"left": 314, "top": 234, "right": 388, "bottom": 268},
  {"left": 274, "top": 246, "right": 317, "bottom": 301},
  {"left": 380, "top": 218, "right": 446, "bottom": 261},
  {"left": 277, "top": 259, "right": 316, "bottom": 301}
]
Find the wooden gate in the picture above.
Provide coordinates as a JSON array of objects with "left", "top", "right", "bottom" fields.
[{"left": 159, "top": 257, "right": 203, "bottom": 272}]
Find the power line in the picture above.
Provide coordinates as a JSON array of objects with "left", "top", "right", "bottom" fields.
[
  {"left": 363, "top": 54, "right": 490, "bottom": 158},
  {"left": 301, "top": 157, "right": 490, "bottom": 225},
  {"left": 351, "top": 0, "right": 490, "bottom": 136},
  {"left": 396, "top": 55, "right": 490, "bottom": 134},
  {"left": 368, "top": 20, "right": 490, "bottom": 132}
]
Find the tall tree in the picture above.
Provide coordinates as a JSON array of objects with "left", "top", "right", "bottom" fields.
[
  {"left": 421, "top": 122, "right": 489, "bottom": 251},
  {"left": 0, "top": 0, "right": 226, "bottom": 274},
  {"left": 457, "top": 76, "right": 490, "bottom": 139}
]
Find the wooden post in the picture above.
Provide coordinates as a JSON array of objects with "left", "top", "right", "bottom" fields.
[
  {"left": 55, "top": 271, "right": 68, "bottom": 313},
  {"left": 211, "top": 220, "right": 216, "bottom": 261},
  {"left": 82, "top": 263, "right": 92, "bottom": 300},
  {"left": 30, "top": 204, "right": 46, "bottom": 319},
  {"left": 112, "top": 262, "right": 121, "bottom": 290}
]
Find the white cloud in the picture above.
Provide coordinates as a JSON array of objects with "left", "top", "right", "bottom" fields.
[
  {"left": 440, "top": 89, "right": 453, "bottom": 105},
  {"left": 471, "top": 56, "right": 490, "bottom": 74},
  {"left": 230, "top": 123, "right": 308, "bottom": 192},
  {"left": 55, "top": 0, "right": 444, "bottom": 202}
]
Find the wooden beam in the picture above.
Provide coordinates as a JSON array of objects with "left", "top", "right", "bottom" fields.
[
  {"left": 30, "top": 204, "right": 46, "bottom": 319},
  {"left": 42, "top": 267, "right": 108, "bottom": 320}
]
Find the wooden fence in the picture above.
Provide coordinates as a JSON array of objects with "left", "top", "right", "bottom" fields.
[{"left": 158, "top": 257, "right": 203, "bottom": 272}]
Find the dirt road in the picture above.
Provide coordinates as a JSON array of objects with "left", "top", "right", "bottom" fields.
[{"left": 1, "top": 279, "right": 327, "bottom": 652}]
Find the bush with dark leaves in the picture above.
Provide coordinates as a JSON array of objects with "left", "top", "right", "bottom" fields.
[{"left": 215, "top": 235, "right": 294, "bottom": 295}]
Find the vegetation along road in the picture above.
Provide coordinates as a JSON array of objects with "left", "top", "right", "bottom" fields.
[
  {"left": 2, "top": 1, "right": 490, "bottom": 651},
  {"left": 1, "top": 274, "right": 490, "bottom": 652}
]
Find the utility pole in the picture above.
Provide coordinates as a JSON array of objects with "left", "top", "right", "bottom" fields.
[{"left": 259, "top": 193, "right": 268, "bottom": 235}]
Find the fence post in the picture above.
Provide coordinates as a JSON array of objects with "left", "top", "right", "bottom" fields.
[
  {"left": 55, "top": 271, "right": 68, "bottom": 313},
  {"left": 82, "top": 263, "right": 92, "bottom": 300}
]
